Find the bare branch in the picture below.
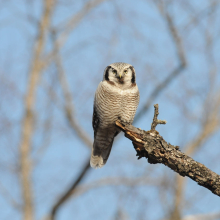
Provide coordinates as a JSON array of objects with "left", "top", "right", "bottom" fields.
[
  {"left": 50, "top": 29, "right": 93, "bottom": 149},
  {"left": 43, "top": 2, "right": 109, "bottom": 218},
  {"left": 43, "top": 0, "right": 107, "bottom": 68},
  {"left": 19, "top": 0, "right": 54, "bottom": 219},
  {"left": 56, "top": 56, "right": 93, "bottom": 148},
  {"left": 168, "top": 175, "right": 183, "bottom": 220},
  {"left": 135, "top": 1, "right": 186, "bottom": 121},
  {"left": 186, "top": 93, "right": 220, "bottom": 155},
  {"left": 49, "top": 160, "right": 90, "bottom": 220},
  {"left": 0, "top": 181, "right": 21, "bottom": 210},
  {"left": 116, "top": 105, "right": 220, "bottom": 197},
  {"left": 46, "top": 30, "right": 93, "bottom": 220},
  {"left": 151, "top": 104, "right": 166, "bottom": 131},
  {"left": 71, "top": 176, "right": 158, "bottom": 197},
  {"left": 183, "top": 212, "right": 220, "bottom": 220},
  {"left": 171, "top": 92, "right": 220, "bottom": 219}
]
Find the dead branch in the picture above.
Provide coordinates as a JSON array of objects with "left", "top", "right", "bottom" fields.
[
  {"left": 171, "top": 91, "right": 220, "bottom": 220},
  {"left": 116, "top": 104, "right": 220, "bottom": 197},
  {"left": 151, "top": 104, "right": 166, "bottom": 131}
]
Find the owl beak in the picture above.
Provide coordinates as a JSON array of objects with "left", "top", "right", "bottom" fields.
[{"left": 119, "top": 74, "right": 122, "bottom": 78}]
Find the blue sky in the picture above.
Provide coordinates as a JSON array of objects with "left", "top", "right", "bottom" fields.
[{"left": 0, "top": 0, "right": 220, "bottom": 220}]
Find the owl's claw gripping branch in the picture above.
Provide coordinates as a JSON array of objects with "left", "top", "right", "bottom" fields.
[{"left": 115, "top": 104, "right": 220, "bottom": 197}]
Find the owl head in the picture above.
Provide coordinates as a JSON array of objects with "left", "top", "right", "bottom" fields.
[{"left": 103, "top": 62, "right": 136, "bottom": 86}]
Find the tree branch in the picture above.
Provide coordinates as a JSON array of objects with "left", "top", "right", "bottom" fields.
[
  {"left": 55, "top": 53, "right": 93, "bottom": 149},
  {"left": 151, "top": 104, "right": 166, "bottom": 131},
  {"left": 46, "top": 1, "right": 109, "bottom": 217},
  {"left": 48, "top": 160, "right": 90, "bottom": 220},
  {"left": 47, "top": 40, "right": 92, "bottom": 220},
  {"left": 19, "top": 1, "right": 54, "bottom": 219},
  {"left": 115, "top": 104, "right": 220, "bottom": 197},
  {"left": 135, "top": 2, "right": 186, "bottom": 121},
  {"left": 43, "top": 0, "right": 107, "bottom": 68}
]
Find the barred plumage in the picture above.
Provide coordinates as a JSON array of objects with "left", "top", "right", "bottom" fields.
[{"left": 90, "top": 62, "right": 139, "bottom": 168}]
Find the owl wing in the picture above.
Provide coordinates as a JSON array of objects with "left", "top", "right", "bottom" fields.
[
  {"left": 92, "top": 105, "right": 99, "bottom": 137},
  {"left": 90, "top": 82, "right": 118, "bottom": 168}
]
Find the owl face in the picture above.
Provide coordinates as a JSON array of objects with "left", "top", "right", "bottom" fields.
[{"left": 103, "top": 62, "right": 136, "bottom": 87}]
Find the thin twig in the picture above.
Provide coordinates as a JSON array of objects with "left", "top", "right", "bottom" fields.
[
  {"left": 0, "top": 182, "right": 21, "bottom": 210},
  {"left": 68, "top": 176, "right": 158, "bottom": 198},
  {"left": 151, "top": 104, "right": 166, "bottom": 131}
]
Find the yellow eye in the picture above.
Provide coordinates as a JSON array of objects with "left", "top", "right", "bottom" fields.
[
  {"left": 124, "top": 69, "right": 128, "bottom": 74},
  {"left": 112, "top": 69, "right": 117, "bottom": 75}
]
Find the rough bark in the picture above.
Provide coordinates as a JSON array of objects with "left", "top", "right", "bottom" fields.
[{"left": 116, "top": 104, "right": 220, "bottom": 197}]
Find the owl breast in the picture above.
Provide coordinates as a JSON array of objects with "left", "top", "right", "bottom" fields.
[{"left": 95, "top": 81, "right": 139, "bottom": 129}]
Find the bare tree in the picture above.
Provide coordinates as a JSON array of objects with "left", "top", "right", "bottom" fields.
[{"left": 0, "top": 0, "right": 220, "bottom": 220}]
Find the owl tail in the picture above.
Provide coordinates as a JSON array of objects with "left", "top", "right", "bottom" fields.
[{"left": 90, "top": 137, "right": 114, "bottom": 169}]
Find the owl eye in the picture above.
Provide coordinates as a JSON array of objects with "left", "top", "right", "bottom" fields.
[
  {"left": 124, "top": 69, "right": 128, "bottom": 74},
  {"left": 112, "top": 69, "right": 117, "bottom": 75}
]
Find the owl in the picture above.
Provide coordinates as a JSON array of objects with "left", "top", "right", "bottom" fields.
[{"left": 90, "top": 62, "right": 140, "bottom": 168}]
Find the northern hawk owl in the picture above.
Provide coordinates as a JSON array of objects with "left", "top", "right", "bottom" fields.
[{"left": 90, "top": 62, "right": 140, "bottom": 168}]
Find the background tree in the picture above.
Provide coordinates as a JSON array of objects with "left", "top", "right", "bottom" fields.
[{"left": 0, "top": 0, "right": 219, "bottom": 220}]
